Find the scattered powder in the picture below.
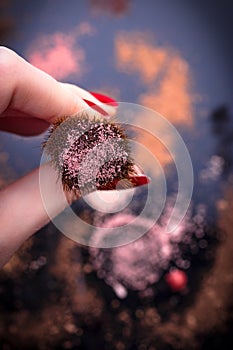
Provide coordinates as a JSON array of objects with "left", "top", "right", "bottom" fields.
[
  {"left": 89, "top": 205, "right": 207, "bottom": 298},
  {"left": 199, "top": 155, "right": 224, "bottom": 182}
]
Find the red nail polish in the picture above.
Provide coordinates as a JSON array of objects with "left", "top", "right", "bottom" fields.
[
  {"left": 90, "top": 92, "right": 118, "bottom": 107},
  {"left": 83, "top": 98, "right": 109, "bottom": 116},
  {"left": 98, "top": 175, "right": 150, "bottom": 191},
  {"left": 128, "top": 175, "right": 150, "bottom": 187}
]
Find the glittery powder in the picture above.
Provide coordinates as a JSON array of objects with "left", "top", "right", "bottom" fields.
[{"left": 44, "top": 113, "right": 136, "bottom": 195}]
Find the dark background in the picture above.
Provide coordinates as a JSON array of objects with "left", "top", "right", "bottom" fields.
[{"left": 0, "top": 1, "right": 233, "bottom": 349}]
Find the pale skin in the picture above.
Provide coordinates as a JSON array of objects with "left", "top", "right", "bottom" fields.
[{"left": 0, "top": 47, "right": 113, "bottom": 267}]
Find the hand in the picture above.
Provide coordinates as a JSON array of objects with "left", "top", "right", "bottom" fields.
[{"left": 0, "top": 47, "right": 113, "bottom": 267}]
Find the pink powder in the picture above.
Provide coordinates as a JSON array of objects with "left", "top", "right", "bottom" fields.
[
  {"left": 89, "top": 205, "right": 207, "bottom": 298},
  {"left": 45, "top": 114, "right": 135, "bottom": 195}
]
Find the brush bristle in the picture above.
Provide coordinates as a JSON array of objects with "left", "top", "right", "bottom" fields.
[{"left": 43, "top": 112, "right": 136, "bottom": 196}]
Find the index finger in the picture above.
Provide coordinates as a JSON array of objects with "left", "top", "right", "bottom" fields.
[{"left": 0, "top": 47, "right": 89, "bottom": 122}]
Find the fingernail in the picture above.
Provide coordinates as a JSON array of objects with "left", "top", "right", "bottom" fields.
[
  {"left": 128, "top": 175, "right": 151, "bottom": 187},
  {"left": 83, "top": 98, "right": 109, "bottom": 116},
  {"left": 90, "top": 92, "right": 118, "bottom": 107}
]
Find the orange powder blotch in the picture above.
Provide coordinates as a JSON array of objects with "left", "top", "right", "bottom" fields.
[
  {"left": 115, "top": 32, "right": 167, "bottom": 84},
  {"left": 134, "top": 127, "right": 172, "bottom": 169},
  {"left": 115, "top": 31, "right": 194, "bottom": 170},
  {"left": 115, "top": 31, "right": 193, "bottom": 127},
  {"left": 139, "top": 55, "right": 193, "bottom": 127}
]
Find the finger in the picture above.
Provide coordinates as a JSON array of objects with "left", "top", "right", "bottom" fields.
[
  {"left": 62, "top": 84, "right": 118, "bottom": 117},
  {"left": 0, "top": 162, "right": 79, "bottom": 268},
  {"left": 0, "top": 47, "right": 89, "bottom": 122}
]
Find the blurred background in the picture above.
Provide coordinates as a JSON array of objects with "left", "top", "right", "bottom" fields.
[{"left": 0, "top": 0, "right": 233, "bottom": 349}]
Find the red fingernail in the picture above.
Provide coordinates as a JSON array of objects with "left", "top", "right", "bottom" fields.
[
  {"left": 90, "top": 92, "right": 118, "bottom": 107},
  {"left": 128, "top": 175, "right": 150, "bottom": 187},
  {"left": 98, "top": 175, "right": 150, "bottom": 191},
  {"left": 83, "top": 98, "right": 109, "bottom": 116}
]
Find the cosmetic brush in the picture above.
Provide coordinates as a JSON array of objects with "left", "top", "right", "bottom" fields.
[{"left": 43, "top": 94, "right": 149, "bottom": 196}]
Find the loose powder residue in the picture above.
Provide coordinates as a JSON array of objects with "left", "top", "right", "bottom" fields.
[{"left": 89, "top": 204, "right": 207, "bottom": 298}]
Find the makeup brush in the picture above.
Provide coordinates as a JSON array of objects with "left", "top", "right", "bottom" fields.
[{"left": 43, "top": 98, "right": 149, "bottom": 196}]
